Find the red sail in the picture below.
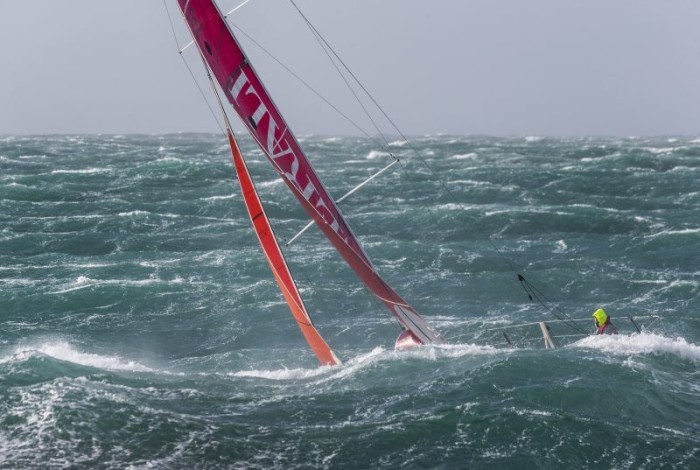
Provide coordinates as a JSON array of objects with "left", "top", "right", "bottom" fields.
[
  {"left": 227, "top": 130, "right": 340, "bottom": 366},
  {"left": 178, "top": 0, "right": 443, "bottom": 345}
]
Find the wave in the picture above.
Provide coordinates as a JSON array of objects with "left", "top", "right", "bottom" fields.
[
  {"left": 450, "top": 152, "right": 478, "bottom": 160},
  {"left": 231, "top": 347, "right": 385, "bottom": 381},
  {"left": 48, "top": 275, "right": 187, "bottom": 294},
  {"left": 641, "top": 147, "right": 680, "bottom": 155},
  {"left": 201, "top": 194, "right": 236, "bottom": 201},
  {"left": 117, "top": 210, "right": 182, "bottom": 218},
  {"left": 256, "top": 179, "right": 284, "bottom": 188},
  {"left": 644, "top": 227, "right": 700, "bottom": 239},
  {"left": 399, "top": 343, "right": 502, "bottom": 360},
  {"left": 0, "top": 340, "right": 154, "bottom": 372},
  {"left": 366, "top": 150, "right": 391, "bottom": 160},
  {"left": 230, "top": 343, "right": 503, "bottom": 382},
  {"left": 573, "top": 333, "right": 700, "bottom": 363},
  {"left": 51, "top": 168, "right": 108, "bottom": 175}
]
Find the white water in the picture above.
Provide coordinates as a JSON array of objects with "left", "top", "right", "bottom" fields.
[
  {"left": 1, "top": 340, "right": 154, "bottom": 372},
  {"left": 574, "top": 333, "right": 700, "bottom": 363}
]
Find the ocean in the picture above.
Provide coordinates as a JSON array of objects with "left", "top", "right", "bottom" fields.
[{"left": 0, "top": 134, "right": 698, "bottom": 468}]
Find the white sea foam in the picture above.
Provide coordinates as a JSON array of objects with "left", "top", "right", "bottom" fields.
[
  {"left": 1, "top": 340, "right": 153, "bottom": 372},
  {"left": 642, "top": 147, "right": 677, "bottom": 155},
  {"left": 153, "top": 156, "right": 184, "bottom": 163},
  {"left": 581, "top": 151, "right": 623, "bottom": 162},
  {"left": 0, "top": 278, "right": 37, "bottom": 288},
  {"left": 399, "top": 343, "right": 502, "bottom": 360},
  {"left": 18, "top": 154, "right": 48, "bottom": 159},
  {"left": 366, "top": 150, "right": 390, "bottom": 160},
  {"left": 484, "top": 207, "right": 569, "bottom": 217},
  {"left": 51, "top": 168, "right": 107, "bottom": 175},
  {"left": 668, "top": 165, "right": 698, "bottom": 173},
  {"left": 570, "top": 203, "right": 623, "bottom": 214},
  {"left": 231, "top": 343, "right": 502, "bottom": 382},
  {"left": 118, "top": 210, "right": 150, "bottom": 217},
  {"left": 450, "top": 152, "right": 478, "bottom": 160},
  {"left": 233, "top": 365, "right": 332, "bottom": 381},
  {"left": 554, "top": 240, "right": 568, "bottom": 253},
  {"left": 573, "top": 333, "right": 700, "bottom": 363},
  {"left": 231, "top": 347, "right": 385, "bottom": 381},
  {"left": 49, "top": 275, "right": 186, "bottom": 295},
  {"left": 117, "top": 210, "right": 181, "bottom": 219},
  {"left": 257, "top": 179, "right": 284, "bottom": 188},
  {"left": 201, "top": 194, "right": 236, "bottom": 201},
  {"left": 510, "top": 407, "right": 553, "bottom": 417},
  {"left": 436, "top": 202, "right": 479, "bottom": 211},
  {"left": 644, "top": 227, "right": 700, "bottom": 239}
]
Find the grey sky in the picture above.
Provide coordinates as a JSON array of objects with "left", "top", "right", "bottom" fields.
[{"left": 2, "top": 0, "right": 699, "bottom": 136}]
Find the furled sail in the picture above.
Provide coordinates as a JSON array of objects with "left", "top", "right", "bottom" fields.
[
  {"left": 226, "top": 130, "right": 340, "bottom": 366},
  {"left": 178, "top": 0, "right": 443, "bottom": 345}
]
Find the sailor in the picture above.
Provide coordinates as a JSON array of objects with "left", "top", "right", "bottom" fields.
[{"left": 592, "top": 308, "right": 618, "bottom": 335}]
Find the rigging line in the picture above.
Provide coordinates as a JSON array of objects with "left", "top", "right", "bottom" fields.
[
  {"left": 286, "top": 0, "right": 458, "bottom": 254},
  {"left": 522, "top": 276, "right": 583, "bottom": 330},
  {"left": 175, "top": 0, "right": 256, "bottom": 52},
  {"left": 518, "top": 275, "right": 587, "bottom": 334},
  {"left": 285, "top": 158, "right": 399, "bottom": 247},
  {"left": 370, "top": 281, "right": 407, "bottom": 336},
  {"left": 225, "top": 22, "right": 387, "bottom": 151},
  {"left": 288, "top": 0, "right": 390, "bottom": 147},
  {"left": 287, "top": 1, "right": 449, "bottom": 182},
  {"left": 277, "top": 3, "right": 433, "bottom": 210},
  {"left": 286, "top": 1, "right": 457, "bottom": 189},
  {"left": 286, "top": 1, "right": 461, "bottom": 230},
  {"left": 284, "top": 0, "right": 436, "bottom": 253},
  {"left": 224, "top": 0, "right": 252, "bottom": 17},
  {"left": 518, "top": 277, "right": 570, "bottom": 327},
  {"left": 163, "top": 0, "right": 225, "bottom": 135},
  {"left": 162, "top": 0, "right": 182, "bottom": 49}
]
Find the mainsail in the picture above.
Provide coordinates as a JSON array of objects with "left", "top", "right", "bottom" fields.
[
  {"left": 226, "top": 130, "right": 340, "bottom": 366},
  {"left": 178, "top": 0, "right": 444, "bottom": 345}
]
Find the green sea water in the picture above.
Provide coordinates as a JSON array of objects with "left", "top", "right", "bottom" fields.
[{"left": 0, "top": 134, "right": 698, "bottom": 468}]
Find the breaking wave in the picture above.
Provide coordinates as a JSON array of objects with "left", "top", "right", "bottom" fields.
[
  {"left": 573, "top": 333, "right": 700, "bottom": 363},
  {"left": 1, "top": 340, "right": 154, "bottom": 372}
]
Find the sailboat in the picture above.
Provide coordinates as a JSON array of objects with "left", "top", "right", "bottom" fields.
[{"left": 174, "top": 0, "right": 444, "bottom": 364}]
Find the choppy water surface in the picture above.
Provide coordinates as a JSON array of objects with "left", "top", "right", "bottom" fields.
[{"left": 1, "top": 134, "right": 698, "bottom": 468}]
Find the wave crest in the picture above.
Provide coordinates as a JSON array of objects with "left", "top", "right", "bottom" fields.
[
  {"left": 1, "top": 340, "right": 154, "bottom": 372},
  {"left": 573, "top": 333, "right": 700, "bottom": 363}
]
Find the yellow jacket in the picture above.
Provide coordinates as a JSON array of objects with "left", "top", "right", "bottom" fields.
[{"left": 592, "top": 308, "right": 608, "bottom": 327}]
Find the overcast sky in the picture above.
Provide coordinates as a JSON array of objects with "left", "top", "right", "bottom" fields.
[{"left": 2, "top": 0, "right": 699, "bottom": 136}]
